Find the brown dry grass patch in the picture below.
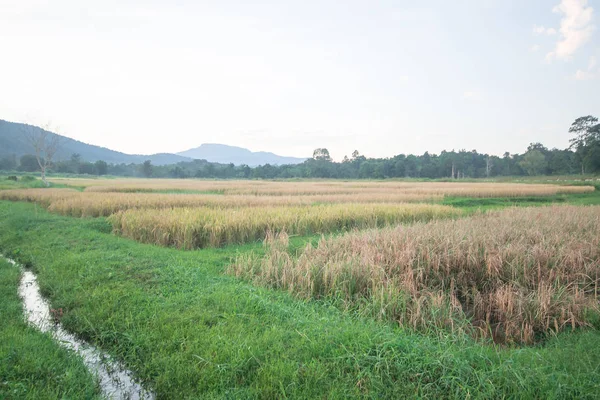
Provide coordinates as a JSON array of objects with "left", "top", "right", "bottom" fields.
[{"left": 229, "top": 205, "right": 600, "bottom": 343}]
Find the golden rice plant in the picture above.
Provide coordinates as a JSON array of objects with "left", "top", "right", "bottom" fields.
[
  {"left": 108, "top": 203, "right": 460, "bottom": 249},
  {"left": 229, "top": 205, "right": 600, "bottom": 344},
  {"left": 0, "top": 188, "right": 80, "bottom": 207},
  {"left": 50, "top": 177, "right": 593, "bottom": 198},
  {"left": 0, "top": 189, "right": 444, "bottom": 217},
  {"left": 3, "top": 180, "right": 592, "bottom": 219}
]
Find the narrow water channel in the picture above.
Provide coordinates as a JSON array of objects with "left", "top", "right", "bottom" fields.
[{"left": 5, "top": 257, "right": 154, "bottom": 400}]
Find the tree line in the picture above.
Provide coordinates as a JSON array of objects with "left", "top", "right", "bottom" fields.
[{"left": 2, "top": 115, "right": 599, "bottom": 179}]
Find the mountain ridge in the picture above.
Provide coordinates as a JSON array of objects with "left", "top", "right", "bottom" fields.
[
  {"left": 0, "top": 120, "right": 307, "bottom": 166},
  {"left": 177, "top": 143, "right": 306, "bottom": 166}
]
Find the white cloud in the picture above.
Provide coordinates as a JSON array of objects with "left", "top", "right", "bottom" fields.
[
  {"left": 546, "top": 0, "right": 595, "bottom": 61},
  {"left": 530, "top": 44, "right": 541, "bottom": 52},
  {"left": 533, "top": 24, "right": 557, "bottom": 35}
]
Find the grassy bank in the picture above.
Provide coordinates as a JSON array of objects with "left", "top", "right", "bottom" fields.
[
  {"left": 0, "top": 258, "right": 100, "bottom": 399},
  {"left": 0, "top": 201, "right": 599, "bottom": 398}
]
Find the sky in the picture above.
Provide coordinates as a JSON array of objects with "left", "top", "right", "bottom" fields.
[{"left": 0, "top": 0, "right": 598, "bottom": 160}]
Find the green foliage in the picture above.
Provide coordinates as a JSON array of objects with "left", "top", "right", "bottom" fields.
[
  {"left": 19, "top": 154, "right": 39, "bottom": 172},
  {"left": 0, "top": 154, "right": 17, "bottom": 171},
  {"left": 141, "top": 160, "right": 153, "bottom": 178},
  {"left": 94, "top": 160, "right": 108, "bottom": 175},
  {"left": 569, "top": 115, "right": 600, "bottom": 174},
  {"left": 312, "top": 148, "right": 332, "bottom": 161},
  {"left": 519, "top": 149, "right": 548, "bottom": 176}
]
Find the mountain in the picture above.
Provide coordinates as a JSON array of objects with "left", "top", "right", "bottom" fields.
[
  {"left": 177, "top": 143, "right": 306, "bottom": 166},
  {"left": 1, "top": 119, "right": 308, "bottom": 166},
  {"left": 0, "top": 119, "right": 192, "bottom": 166}
]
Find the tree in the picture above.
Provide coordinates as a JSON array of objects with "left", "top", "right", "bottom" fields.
[
  {"left": 519, "top": 150, "right": 547, "bottom": 176},
  {"left": 141, "top": 160, "right": 153, "bottom": 177},
  {"left": 95, "top": 160, "right": 108, "bottom": 175},
  {"left": 527, "top": 142, "right": 548, "bottom": 153},
  {"left": 0, "top": 154, "right": 17, "bottom": 171},
  {"left": 78, "top": 162, "right": 96, "bottom": 175},
  {"left": 485, "top": 156, "right": 493, "bottom": 178},
  {"left": 241, "top": 164, "right": 251, "bottom": 178},
  {"left": 312, "top": 148, "right": 332, "bottom": 162},
  {"left": 569, "top": 115, "right": 599, "bottom": 174},
  {"left": 24, "top": 123, "right": 61, "bottom": 186},
  {"left": 70, "top": 153, "right": 81, "bottom": 173},
  {"left": 19, "top": 154, "right": 40, "bottom": 172},
  {"left": 169, "top": 166, "right": 186, "bottom": 178}
]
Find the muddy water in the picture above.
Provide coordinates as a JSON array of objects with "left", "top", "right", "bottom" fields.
[{"left": 5, "top": 257, "right": 154, "bottom": 400}]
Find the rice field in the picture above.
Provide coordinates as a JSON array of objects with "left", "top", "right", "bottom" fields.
[
  {"left": 0, "top": 189, "right": 446, "bottom": 217},
  {"left": 47, "top": 177, "right": 593, "bottom": 197},
  {"left": 1, "top": 179, "right": 594, "bottom": 251},
  {"left": 109, "top": 203, "right": 460, "bottom": 249},
  {"left": 1, "top": 176, "right": 600, "bottom": 397},
  {"left": 0, "top": 180, "right": 592, "bottom": 218},
  {"left": 230, "top": 205, "right": 600, "bottom": 343}
]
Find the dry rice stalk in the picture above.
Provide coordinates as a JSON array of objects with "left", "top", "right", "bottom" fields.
[{"left": 229, "top": 205, "right": 600, "bottom": 344}]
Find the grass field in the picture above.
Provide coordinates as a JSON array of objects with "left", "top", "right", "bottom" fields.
[
  {"left": 1, "top": 176, "right": 599, "bottom": 398},
  {"left": 0, "top": 258, "right": 101, "bottom": 399}
]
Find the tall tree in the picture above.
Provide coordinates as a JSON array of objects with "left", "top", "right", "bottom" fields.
[
  {"left": 312, "top": 148, "right": 332, "bottom": 162},
  {"left": 23, "top": 123, "right": 61, "bottom": 186},
  {"left": 19, "top": 154, "right": 40, "bottom": 172},
  {"left": 94, "top": 160, "right": 108, "bottom": 175},
  {"left": 141, "top": 160, "right": 153, "bottom": 177},
  {"left": 519, "top": 150, "right": 547, "bottom": 176},
  {"left": 0, "top": 154, "right": 17, "bottom": 171},
  {"left": 569, "top": 115, "right": 599, "bottom": 174}
]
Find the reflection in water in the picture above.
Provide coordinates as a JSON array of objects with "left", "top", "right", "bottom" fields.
[{"left": 6, "top": 257, "right": 154, "bottom": 400}]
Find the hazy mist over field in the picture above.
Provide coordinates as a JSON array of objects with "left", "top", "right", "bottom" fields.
[{"left": 0, "top": 0, "right": 598, "bottom": 160}]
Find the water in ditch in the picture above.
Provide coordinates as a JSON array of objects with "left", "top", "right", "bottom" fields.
[{"left": 6, "top": 257, "right": 154, "bottom": 400}]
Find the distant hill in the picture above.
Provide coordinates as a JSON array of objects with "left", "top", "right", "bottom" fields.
[
  {"left": 0, "top": 120, "right": 192, "bottom": 166},
  {"left": 177, "top": 143, "right": 306, "bottom": 166},
  {"left": 1, "top": 120, "right": 308, "bottom": 167}
]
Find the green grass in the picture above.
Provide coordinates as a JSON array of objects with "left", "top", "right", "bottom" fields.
[
  {"left": 0, "top": 201, "right": 599, "bottom": 398},
  {"left": 0, "top": 177, "right": 47, "bottom": 190},
  {"left": 442, "top": 188, "right": 600, "bottom": 213},
  {"left": 0, "top": 258, "right": 101, "bottom": 399},
  {"left": 0, "top": 176, "right": 85, "bottom": 191}
]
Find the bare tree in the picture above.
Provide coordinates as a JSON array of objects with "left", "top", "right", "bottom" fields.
[
  {"left": 485, "top": 156, "right": 493, "bottom": 178},
  {"left": 23, "top": 123, "right": 61, "bottom": 186}
]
